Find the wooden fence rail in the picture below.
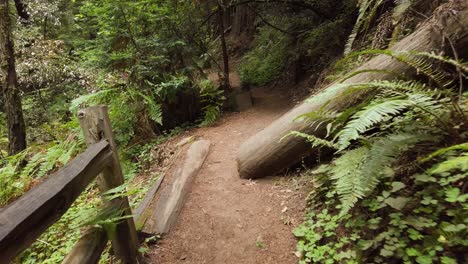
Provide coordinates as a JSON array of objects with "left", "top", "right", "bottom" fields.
[{"left": 0, "top": 106, "right": 140, "bottom": 264}]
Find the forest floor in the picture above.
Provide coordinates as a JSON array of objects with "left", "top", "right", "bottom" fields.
[{"left": 147, "top": 75, "right": 309, "bottom": 263}]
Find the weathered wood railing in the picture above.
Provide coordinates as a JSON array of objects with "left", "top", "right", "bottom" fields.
[{"left": 0, "top": 106, "right": 140, "bottom": 264}]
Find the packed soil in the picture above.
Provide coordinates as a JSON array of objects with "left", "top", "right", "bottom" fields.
[{"left": 147, "top": 85, "right": 309, "bottom": 264}]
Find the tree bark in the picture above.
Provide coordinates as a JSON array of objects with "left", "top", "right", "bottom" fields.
[
  {"left": 218, "top": 1, "right": 231, "bottom": 90},
  {"left": 13, "top": 0, "right": 29, "bottom": 21},
  {"left": 0, "top": 0, "right": 27, "bottom": 155},
  {"left": 232, "top": 4, "right": 255, "bottom": 36},
  {"left": 236, "top": 1, "right": 468, "bottom": 179}
]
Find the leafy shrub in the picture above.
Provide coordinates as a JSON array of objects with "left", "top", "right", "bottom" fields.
[
  {"left": 0, "top": 112, "right": 7, "bottom": 156},
  {"left": 0, "top": 151, "right": 29, "bottom": 207},
  {"left": 0, "top": 135, "right": 83, "bottom": 207},
  {"left": 198, "top": 79, "right": 224, "bottom": 126},
  {"left": 69, "top": 72, "right": 164, "bottom": 145},
  {"left": 292, "top": 50, "right": 468, "bottom": 263},
  {"left": 239, "top": 26, "right": 291, "bottom": 86},
  {"left": 18, "top": 190, "right": 102, "bottom": 264}
]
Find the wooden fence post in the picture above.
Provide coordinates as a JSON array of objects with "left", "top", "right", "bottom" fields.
[{"left": 77, "top": 105, "right": 140, "bottom": 263}]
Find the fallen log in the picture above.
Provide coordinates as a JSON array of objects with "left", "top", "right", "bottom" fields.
[
  {"left": 140, "top": 139, "right": 210, "bottom": 234},
  {"left": 61, "top": 228, "right": 107, "bottom": 264},
  {"left": 237, "top": 1, "right": 468, "bottom": 179},
  {"left": 62, "top": 139, "right": 210, "bottom": 263}
]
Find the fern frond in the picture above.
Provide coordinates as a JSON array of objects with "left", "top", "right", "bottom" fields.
[
  {"left": 339, "top": 69, "right": 408, "bottom": 83},
  {"left": 130, "top": 89, "right": 162, "bottom": 125},
  {"left": 362, "top": 0, "right": 385, "bottom": 32},
  {"left": 69, "top": 89, "right": 116, "bottom": 112},
  {"left": 316, "top": 80, "right": 441, "bottom": 104},
  {"left": 372, "top": 80, "right": 445, "bottom": 97},
  {"left": 406, "top": 55, "right": 453, "bottom": 88},
  {"left": 344, "top": 0, "right": 384, "bottom": 55},
  {"left": 200, "top": 105, "right": 221, "bottom": 127},
  {"left": 58, "top": 142, "right": 77, "bottom": 165},
  {"left": 336, "top": 98, "right": 412, "bottom": 150},
  {"left": 342, "top": 49, "right": 454, "bottom": 88},
  {"left": 284, "top": 131, "right": 338, "bottom": 149},
  {"left": 430, "top": 154, "right": 468, "bottom": 174},
  {"left": 329, "top": 147, "right": 369, "bottom": 216},
  {"left": 361, "top": 132, "right": 433, "bottom": 195},
  {"left": 20, "top": 152, "right": 45, "bottom": 178},
  {"left": 331, "top": 133, "right": 432, "bottom": 216},
  {"left": 295, "top": 110, "right": 339, "bottom": 122},
  {"left": 413, "top": 51, "right": 468, "bottom": 73},
  {"left": 420, "top": 143, "right": 468, "bottom": 163},
  {"left": 295, "top": 110, "right": 341, "bottom": 133}
]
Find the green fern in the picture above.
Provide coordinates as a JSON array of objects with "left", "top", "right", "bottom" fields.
[
  {"left": 344, "top": 0, "right": 385, "bottom": 55},
  {"left": 296, "top": 51, "right": 464, "bottom": 215},
  {"left": 329, "top": 147, "right": 369, "bottom": 215},
  {"left": 295, "top": 109, "right": 341, "bottom": 134},
  {"left": 430, "top": 154, "right": 468, "bottom": 175},
  {"left": 20, "top": 139, "right": 79, "bottom": 179},
  {"left": 200, "top": 105, "right": 221, "bottom": 127},
  {"left": 420, "top": 143, "right": 468, "bottom": 163},
  {"left": 20, "top": 151, "right": 44, "bottom": 179},
  {"left": 37, "top": 140, "right": 78, "bottom": 178},
  {"left": 69, "top": 89, "right": 116, "bottom": 112},
  {"left": 360, "top": 132, "right": 433, "bottom": 194},
  {"left": 339, "top": 69, "right": 409, "bottom": 83},
  {"left": 0, "top": 151, "right": 29, "bottom": 206},
  {"left": 128, "top": 88, "right": 163, "bottom": 125},
  {"left": 339, "top": 50, "right": 454, "bottom": 88},
  {"left": 199, "top": 79, "right": 224, "bottom": 127},
  {"left": 330, "top": 132, "right": 432, "bottom": 216},
  {"left": 336, "top": 89, "right": 445, "bottom": 150},
  {"left": 414, "top": 51, "right": 468, "bottom": 73},
  {"left": 284, "top": 131, "right": 338, "bottom": 149},
  {"left": 296, "top": 47, "right": 466, "bottom": 261},
  {"left": 336, "top": 98, "right": 413, "bottom": 150},
  {"left": 345, "top": 0, "right": 416, "bottom": 54}
]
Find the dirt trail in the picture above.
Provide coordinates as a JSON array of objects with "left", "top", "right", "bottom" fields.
[{"left": 149, "top": 86, "right": 307, "bottom": 264}]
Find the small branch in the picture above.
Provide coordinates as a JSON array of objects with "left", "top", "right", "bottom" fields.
[
  {"left": 247, "top": 5, "right": 295, "bottom": 35},
  {"left": 231, "top": 0, "right": 333, "bottom": 20},
  {"left": 118, "top": 5, "right": 139, "bottom": 52},
  {"left": 199, "top": 0, "right": 332, "bottom": 32}
]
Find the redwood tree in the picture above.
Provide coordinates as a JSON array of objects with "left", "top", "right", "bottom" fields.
[
  {"left": 217, "top": 0, "right": 230, "bottom": 91},
  {"left": 0, "top": 0, "right": 26, "bottom": 155}
]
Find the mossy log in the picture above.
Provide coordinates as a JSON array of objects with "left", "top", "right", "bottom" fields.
[{"left": 237, "top": 1, "right": 468, "bottom": 179}]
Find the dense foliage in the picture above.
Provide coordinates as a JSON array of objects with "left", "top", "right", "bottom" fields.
[
  {"left": 293, "top": 50, "right": 468, "bottom": 263},
  {"left": 1, "top": 0, "right": 466, "bottom": 263},
  {"left": 1, "top": 0, "right": 223, "bottom": 262},
  {"left": 239, "top": 0, "right": 357, "bottom": 86}
]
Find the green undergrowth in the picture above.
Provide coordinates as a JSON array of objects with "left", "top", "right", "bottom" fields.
[
  {"left": 1, "top": 116, "right": 179, "bottom": 263},
  {"left": 239, "top": 24, "right": 291, "bottom": 86},
  {"left": 292, "top": 50, "right": 468, "bottom": 263},
  {"left": 237, "top": 0, "right": 358, "bottom": 87},
  {"left": 198, "top": 79, "right": 225, "bottom": 126},
  {"left": 9, "top": 141, "right": 165, "bottom": 263}
]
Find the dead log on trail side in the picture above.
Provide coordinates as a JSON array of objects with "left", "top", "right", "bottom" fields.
[{"left": 236, "top": 1, "right": 468, "bottom": 179}]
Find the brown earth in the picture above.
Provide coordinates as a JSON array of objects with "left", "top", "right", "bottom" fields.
[{"left": 147, "top": 86, "right": 309, "bottom": 264}]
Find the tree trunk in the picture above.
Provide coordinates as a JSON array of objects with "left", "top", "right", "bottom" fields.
[
  {"left": 0, "top": 0, "right": 27, "bottom": 155},
  {"left": 13, "top": 0, "right": 29, "bottom": 22},
  {"left": 231, "top": 4, "right": 255, "bottom": 36},
  {"left": 236, "top": 1, "right": 468, "bottom": 179},
  {"left": 218, "top": 2, "right": 230, "bottom": 91}
]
